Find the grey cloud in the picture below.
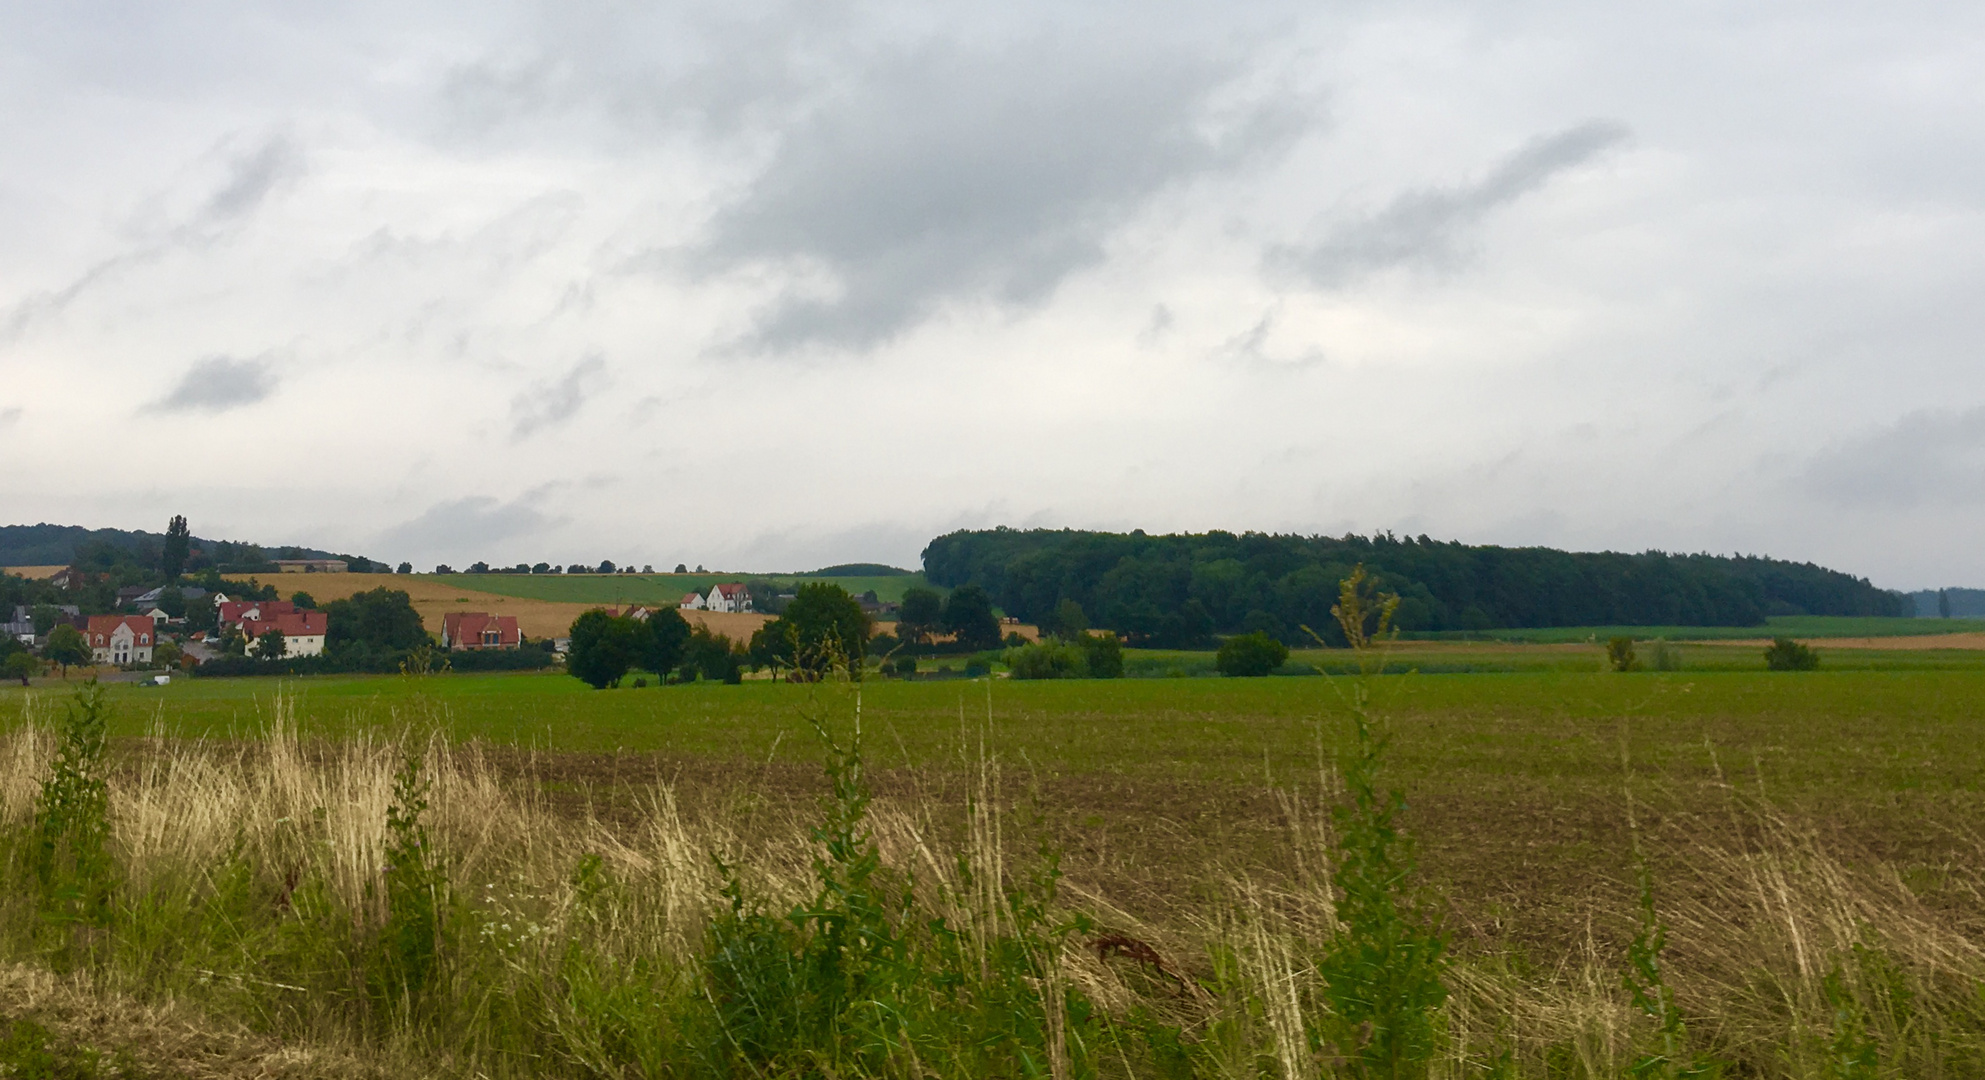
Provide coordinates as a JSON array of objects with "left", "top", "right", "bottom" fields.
[
  {"left": 191, "top": 135, "right": 301, "bottom": 229},
  {"left": 4, "top": 133, "right": 300, "bottom": 343},
  {"left": 690, "top": 40, "right": 1307, "bottom": 351},
  {"left": 511, "top": 354, "right": 608, "bottom": 439},
  {"left": 151, "top": 356, "right": 279, "bottom": 413},
  {"left": 1801, "top": 407, "right": 1985, "bottom": 508},
  {"left": 373, "top": 496, "right": 558, "bottom": 560},
  {"left": 1273, "top": 120, "right": 1629, "bottom": 287}
]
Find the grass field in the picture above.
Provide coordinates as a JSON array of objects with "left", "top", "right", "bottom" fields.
[
  {"left": 4, "top": 649, "right": 1984, "bottom": 1076},
  {"left": 1415, "top": 613, "right": 1985, "bottom": 642}
]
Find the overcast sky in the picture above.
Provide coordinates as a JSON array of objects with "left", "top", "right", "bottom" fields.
[{"left": 3, "top": 2, "right": 1982, "bottom": 586}]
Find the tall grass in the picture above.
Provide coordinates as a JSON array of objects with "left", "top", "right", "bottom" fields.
[{"left": 1, "top": 678, "right": 1983, "bottom": 1078}]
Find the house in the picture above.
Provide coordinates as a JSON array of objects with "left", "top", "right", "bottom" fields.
[
  {"left": 218, "top": 599, "right": 296, "bottom": 629},
  {"left": 132, "top": 585, "right": 208, "bottom": 608},
  {"left": 440, "top": 612, "right": 522, "bottom": 650},
  {"left": 142, "top": 607, "right": 169, "bottom": 625},
  {"left": 4, "top": 604, "right": 79, "bottom": 645},
  {"left": 705, "top": 583, "right": 753, "bottom": 613},
  {"left": 49, "top": 567, "right": 78, "bottom": 588},
  {"left": 116, "top": 585, "right": 152, "bottom": 606},
  {"left": 273, "top": 559, "right": 348, "bottom": 573},
  {"left": 84, "top": 615, "right": 156, "bottom": 665},
  {"left": 240, "top": 611, "right": 328, "bottom": 657},
  {"left": 678, "top": 591, "right": 707, "bottom": 611}
]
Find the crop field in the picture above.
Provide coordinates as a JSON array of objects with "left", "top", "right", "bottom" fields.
[
  {"left": 223, "top": 573, "right": 770, "bottom": 640},
  {"left": 1420, "top": 613, "right": 1985, "bottom": 642},
  {"left": 4, "top": 650, "right": 1984, "bottom": 1076},
  {"left": 421, "top": 571, "right": 934, "bottom": 606}
]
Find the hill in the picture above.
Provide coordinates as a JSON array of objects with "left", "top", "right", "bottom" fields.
[
  {"left": 0, "top": 522, "right": 363, "bottom": 571},
  {"left": 922, "top": 528, "right": 1908, "bottom": 646}
]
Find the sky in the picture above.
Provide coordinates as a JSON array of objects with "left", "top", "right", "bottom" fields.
[{"left": 2, "top": 1, "right": 1982, "bottom": 587}]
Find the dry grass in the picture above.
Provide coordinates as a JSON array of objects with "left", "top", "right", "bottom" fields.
[{"left": 0, "top": 565, "right": 67, "bottom": 579}]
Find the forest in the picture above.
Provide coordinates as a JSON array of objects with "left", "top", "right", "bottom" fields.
[{"left": 922, "top": 528, "right": 1908, "bottom": 646}]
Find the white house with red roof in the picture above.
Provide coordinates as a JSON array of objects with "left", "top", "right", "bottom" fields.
[
  {"left": 440, "top": 612, "right": 522, "bottom": 650},
  {"left": 242, "top": 610, "right": 328, "bottom": 657},
  {"left": 678, "top": 591, "right": 706, "bottom": 611},
  {"left": 218, "top": 599, "right": 296, "bottom": 629},
  {"left": 84, "top": 615, "right": 156, "bottom": 665},
  {"left": 705, "top": 583, "right": 753, "bottom": 613}
]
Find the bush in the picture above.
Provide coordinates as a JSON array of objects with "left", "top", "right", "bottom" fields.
[
  {"left": 1607, "top": 636, "right": 1640, "bottom": 672},
  {"left": 1004, "top": 640, "right": 1087, "bottom": 679},
  {"left": 1079, "top": 630, "right": 1123, "bottom": 678},
  {"left": 1216, "top": 631, "right": 1288, "bottom": 677},
  {"left": 1764, "top": 636, "right": 1819, "bottom": 671}
]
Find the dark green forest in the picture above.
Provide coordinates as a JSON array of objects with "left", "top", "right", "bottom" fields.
[{"left": 922, "top": 528, "right": 1908, "bottom": 647}]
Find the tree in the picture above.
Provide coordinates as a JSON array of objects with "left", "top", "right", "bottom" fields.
[
  {"left": 1079, "top": 630, "right": 1124, "bottom": 678},
  {"left": 4, "top": 650, "right": 35, "bottom": 685},
  {"left": 643, "top": 608, "right": 692, "bottom": 677},
  {"left": 1941, "top": 589, "right": 1953, "bottom": 619},
  {"left": 153, "top": 640, "right": 183, "bottom": 669},
  {"left": 255, "top": 628, "right": 288, "bottom": 659},
  {"left": 468, "top": 561, "right": 490, "bottom": 573},
  {"left": 1764, "top": 636, "right": 1819, "bottom": 671},
  {"left": 161, "top": 515, "right": 191, "bottom": 579},
  {"left": 217, "top": 624, "right": 248, "bottom": 657},
  {"left": 753, "top": 582, "right": 870, "bottom": 677},
  {"left": 1606, "top": 637, "right": 1640, "bottom": 672},
  {"left": 323, "top": 588, "right": 427, "bottom": 653},
  {"left": 896, "top": 587, "right": 943, "bottom": 648},
  {"left": 435, "top": 565, "right": 454, "bottom": 574},
  {"left": 674, "top": 564, "right": 688, "bottom": 574},
  {"left": 1216, "top": 632, "right": 1288, "bottom": 677},
  {"left": 532, "top": 562, "right": 551, "bottom": 574},
  {"left": 44, "top": 624, "right": 90, "bottom": 677},
  {"left": 30, "top": 604, "right": 63, "bottom": 636},
  {"left": 156, "top": 586, "right": 187, "bottom": 619},
  {"left": 681, "top": 625, "right": 745, "bottom": 683},
  {"left": 1047, "top": 598, "right": 1088, "bottom": 640},
  {"left": 397, "top": 562, "right": 413, "bottom": 574},
  {"left": 567, "top": 610, "right": 645, "bottom": 689},
  {"left": 597, "top": 560, "right": 616, "bottom": 574},
  {"left": 941, "top": 585, "right": 1001, "bottom": 651},
  {"left": 290, "top": 591, "right": 316, "bottom": 610}
]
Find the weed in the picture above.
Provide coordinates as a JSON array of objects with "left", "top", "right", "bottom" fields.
[{"left": 29, "top": 682, "right": 117, "bottom": 968}]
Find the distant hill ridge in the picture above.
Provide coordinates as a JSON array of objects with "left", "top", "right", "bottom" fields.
[
  {"left": 923, "top": 527, "right": 1910, "bottom": 645},
  {"left": 0, "top": 522, "right": 342, "bottom": 567}
]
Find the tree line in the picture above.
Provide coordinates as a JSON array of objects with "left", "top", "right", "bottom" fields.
[{"left": 921, "top": 528, "right": 1908, "bottom": 647}]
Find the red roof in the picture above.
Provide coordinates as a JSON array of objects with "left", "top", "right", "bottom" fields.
[
  {"left": 442, "top": 611, "right": 521, "bottom": 648},
  {"left": 84, "top": 615, "right": 154, "bottom": 647},
  {"left": 240, "top": 611, "right": 327, "bottom": 638},
  {"left": 714, "top": 583, "right": 747, "bottom": 598},
  {"left": 219, "top": 600, "right": 296, "bottom": 627}
]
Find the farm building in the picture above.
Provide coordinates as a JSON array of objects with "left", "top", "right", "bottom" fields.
[
  {"left": 678, "top": 591, "right": 706, "bottom": 610},
  {"left": 84, "top": 615, "right": 156, "bottom": 665},
  {"left": 706, "top": 583, "right": 753, "bottom": 613},
  {"left": 241, "top": 611, "right": 328, "bottom": 657},
  {"left": 441, "top": 612, "right": 522, "bottom": 650}
]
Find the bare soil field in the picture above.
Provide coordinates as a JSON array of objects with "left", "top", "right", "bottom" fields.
[{"left": 224, "top": 574, "right": 770, "bottom": 641}]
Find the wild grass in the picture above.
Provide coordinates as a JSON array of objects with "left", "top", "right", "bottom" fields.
[{"left": 1, "top": 665, "right": 1983, "bottom": 1076}]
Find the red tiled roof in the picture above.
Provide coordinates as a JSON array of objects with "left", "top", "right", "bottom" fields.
[
  {"left": 84, "top": 615, "right": 154, "bottom": 647},
  {"left": 219, "top": 600, "right": 297, "bottom": 626},
  {"left": 714, "top": 583, "right": 747, "bottom": 598},
  {"left": 240, "top": 611, "right": 327, "bottom": 638},
  {"left": 442, "top": 611, "right": 520, "bottom": 648}
]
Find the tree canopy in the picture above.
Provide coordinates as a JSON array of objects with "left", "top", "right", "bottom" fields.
[
  {"left": 750, "top": 582, "right": 870, "bottom": 676},
  {"left": 922, "top": 528, "right": 1908, "bottom": 646},
  {"left": 323, "top": 588, "right": 427, "bottom": 653}
]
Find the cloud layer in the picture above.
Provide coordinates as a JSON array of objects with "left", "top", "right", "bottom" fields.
[{"left": 3, "top": 2, "right": 1985, "bottom": 586}]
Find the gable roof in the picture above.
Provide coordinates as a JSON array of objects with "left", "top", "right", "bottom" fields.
[
  {"left": 713, "top": 582, "right": 748, "bottom": 598},
  {"left": 240, "top": 611, "right": 328, "bottom": 638},
  {"left": 84, "top": 615, "right": 154, "bottom": 647}
]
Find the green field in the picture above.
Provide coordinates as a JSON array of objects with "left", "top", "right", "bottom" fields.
[
  {"left": 423, "top": 570, "right": 935, "bottom": 606},
  {"left": 1410, "top": 613, "right": 1985, "bottom": 641},
  {"left": 6, "top": 655, "right": 1985, "bottom": 1075}
]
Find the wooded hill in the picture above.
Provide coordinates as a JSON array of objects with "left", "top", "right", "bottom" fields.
[{"left": 922, "top": 528, "right": 1907, "bottom": 647}]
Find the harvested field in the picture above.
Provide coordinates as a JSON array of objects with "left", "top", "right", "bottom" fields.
[
  {"left": 224, "top": 573, "right": 769, "bottom": 641},
  {"left": 0, "top": 565, "right": 65, "bottom": 579}
]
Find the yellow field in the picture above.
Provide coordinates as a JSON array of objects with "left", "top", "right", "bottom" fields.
[
  {"left": 1, "top": 565, "right": 66, "bottom": 579},
  {"left": 223, "top": 574, "right": 770, "bottom": 642}
]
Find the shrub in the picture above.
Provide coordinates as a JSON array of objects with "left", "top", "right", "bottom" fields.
[
  {"left": 1005, "top": 640, "right": 1087, "bottom": 679},
  {"left": 1216, "top": 631, "right": 1288, "bottom": 677},
  {"left": 1765, "top": 636, "right": 1820, "bottom": 671},
  {"left": 1607, "top": 636, "right": 1640, "bottom": 672},
  {"left": 1079, "top": 630, "right": 1124, "bottom": 678}
]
